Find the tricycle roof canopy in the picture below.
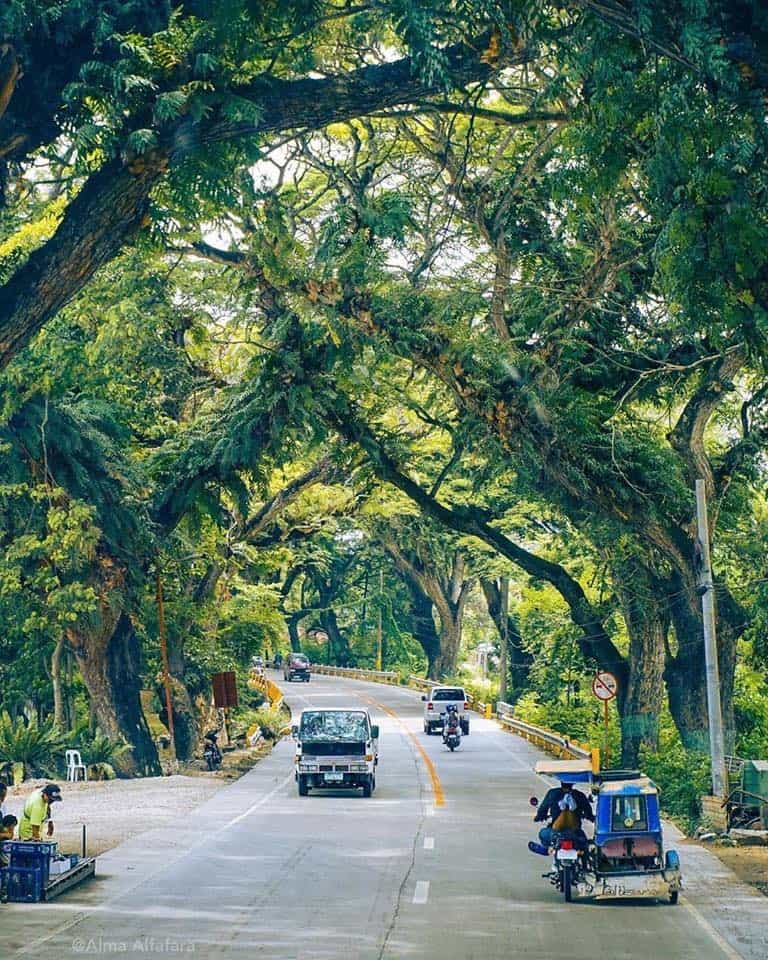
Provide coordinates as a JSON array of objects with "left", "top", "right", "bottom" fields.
[{"left": 534, "top": 760, "right": 593, "bottom": 783}]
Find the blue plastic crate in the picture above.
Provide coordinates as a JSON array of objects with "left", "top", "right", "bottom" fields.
[
  {"left": 0, "top": 840, "right": 57, "bottom": 857},
  {"left": 6, "top": 865, "right": 45, "bottom": 903},
  {"left": 1, "top": 841, "right": 55, "bottom": 885}
]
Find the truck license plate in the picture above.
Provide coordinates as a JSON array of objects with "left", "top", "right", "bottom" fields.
[{"left": 324, "top": 772, "right": 344, "bottom": 782}]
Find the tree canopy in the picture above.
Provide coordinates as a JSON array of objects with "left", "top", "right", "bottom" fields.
[{"left": 2, "top": 1, "right": 768, "bottom": 781}]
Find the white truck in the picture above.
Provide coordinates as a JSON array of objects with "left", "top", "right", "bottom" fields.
[
  {"left": 293, "top": 708, "right": 379, "bottom": 797},
  {"left": 422, "top": 685, "right": 470, "bottom": 736}
]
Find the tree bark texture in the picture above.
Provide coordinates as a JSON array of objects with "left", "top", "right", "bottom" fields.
[
  {"left": 480, "top": 577, "right": 531, "bottom": 699},
  {"left": 664, "top": 569, "right": 743, "bottom": 753},
  {"left": 67, "top": 566, "right": 160, "bottom": 776},
  {"left": 612, "top": 561, "right": 667, "bottom": 766},
  {"left": 407, "top": 580, "right": 441, "bottom": 678},
  {"left": 51, "top": 636, "right": 65, "bottom": 730},
  {"left": 0, "top": 156, "right": 165, "bottom": 368}
]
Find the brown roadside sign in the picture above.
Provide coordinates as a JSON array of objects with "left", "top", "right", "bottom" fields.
[{"left": 212, "top": 671, "right": 238, "bottom": 708}]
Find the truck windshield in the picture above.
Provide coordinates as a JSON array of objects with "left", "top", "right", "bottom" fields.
[{"left": 300, "top": 711, "right": 368, "bottom": 741}]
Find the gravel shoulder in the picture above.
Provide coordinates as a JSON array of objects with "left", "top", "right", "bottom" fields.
[
  {"left": 704, "top": 843, "right": 768, "bottom": 898},
  {"left": 2, "top": 743, "right": 274, "bottom": 857}
]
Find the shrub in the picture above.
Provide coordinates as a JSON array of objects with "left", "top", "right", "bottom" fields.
[
  {"left": 640, "top": 723, "right": 711, "bottom": 833},
  {"left": 0, "top": 711, "right": 65, "bottom": 777},
  {"left": 73, "top": 727, "right": 132, "bottom": 767},
  {"left": 248, "top": 704, "right": 289, "bottom": 740}
]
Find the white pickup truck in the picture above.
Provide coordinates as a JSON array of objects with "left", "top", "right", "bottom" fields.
[
  {"left": 293, "top": 708, "right": 379, "bottom": 797},
  {"left": 422, "top": 685, "right": 470, "bottom": 736}
]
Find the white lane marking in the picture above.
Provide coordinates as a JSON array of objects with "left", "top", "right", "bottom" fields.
[
  {"left": 413, "top": 881, "right": 430, "bottom": 905},
  {"left": 220, "top": 772, "right": 295, "bottom": 830},
  {"left": 425, "top": 806, "right": 435, "bottom": 817},
  {"left": 681, "top": 896, "right": 746, "bottom": 960},
  {"left": 424, "top": 837, "right": 434, "bottom": 850}
]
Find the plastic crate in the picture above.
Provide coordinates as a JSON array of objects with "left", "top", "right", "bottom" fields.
[
  {"left": 1, "top": 841, "right": 55, "bottom": 885},
  {"left": 1, "top": 840, "right": 57, "bottom": 857},
  {"left": 5, "top": 865, "right": 45, "bottom": 903}
]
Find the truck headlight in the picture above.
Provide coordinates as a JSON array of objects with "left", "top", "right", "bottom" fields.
[
  {"left": 299, "top": 763, "right": 318, "bottom": 772},
  {"left": 351, "top": 763, "right": 368, "bottom": 772}
]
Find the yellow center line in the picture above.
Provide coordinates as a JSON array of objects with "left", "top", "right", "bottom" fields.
[{"left": 360, "top": 694, "right": 445, "bottom": 808}]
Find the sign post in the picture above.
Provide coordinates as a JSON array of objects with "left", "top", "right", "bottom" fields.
[
  {"left": 592, "top": 671, "right": 618, "bottom": 768},
  {"left": 212, "top": 671, "right": 238, "bottom": 745}
]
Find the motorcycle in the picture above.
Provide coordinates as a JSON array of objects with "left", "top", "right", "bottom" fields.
[
  {"left": 441, "top": 708, "right": 461, "bottom": 751},
  {"left": 203, "top": 730, "right": 223, "bottom": 771},
  {"left": 528, "top": 796, "right": 587, "bottom": 902}
]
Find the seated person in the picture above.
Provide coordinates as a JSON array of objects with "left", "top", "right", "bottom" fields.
[
  {"left": 442, "top": 706, "right": 461, "bottom": 743},
  {"left": 0, "top": 814, "right": 16, "bottom": 840},
  {"left": 534, "top": 781, "right": 594, "bottom": 848},
  {"left": 1, "top": 815, "right": 18, "bottom": 869}
]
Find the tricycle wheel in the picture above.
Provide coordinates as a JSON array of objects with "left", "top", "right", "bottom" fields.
[
  {"left": 562, "top": 865, "right": 573, "bottom": 903},
  {"left": 669, "top": 890, "right": 679, "bottom": 905}
]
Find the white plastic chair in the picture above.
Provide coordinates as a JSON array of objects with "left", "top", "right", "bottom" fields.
[{"left": 65, "top": 750, "right": 87, "bottom": 782}]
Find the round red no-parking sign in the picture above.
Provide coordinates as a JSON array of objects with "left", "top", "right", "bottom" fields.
[{"left": 592, "top": 671, "right": 618, "bottom": 701}]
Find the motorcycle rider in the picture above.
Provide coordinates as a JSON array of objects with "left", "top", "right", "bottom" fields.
[
  {"left": 534, "top": 781, "right": 593, "bottom": 847},
  {"left": 442, "top": 704, "right": 461, "bottom": 745},
  {"left": 203, "top": 730, "right": 223, "bottom": 770}
]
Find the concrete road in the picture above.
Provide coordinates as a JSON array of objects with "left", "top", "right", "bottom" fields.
[{"left": 2, "top": 672, "right": 767, "bottom": 959}]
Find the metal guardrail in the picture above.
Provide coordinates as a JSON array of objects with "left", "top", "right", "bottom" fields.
[
  {"left": 311, "top": 666, "right": 491, "bottom": 716},
  {"left": 496, "top": 705, "right": 595, "bottom": 763},
  {"left": 248, "top": 671, "right": 285, "bottom": 709},
  {"left": 313, "top": 664, "right": 400, "bottom": 684}
]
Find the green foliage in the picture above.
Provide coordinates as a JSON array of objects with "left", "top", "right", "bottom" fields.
[
  {"left": 640, "top": 722, "right": 712, "bottom": 833},
  {"left": 238, "top": 703, "right": 288, "bottom": 741},
  {"left": 733, "top": 661, "right": 768, "bottom": 759},
  {"left": 72, "top": 726, "right": 133, "bottom": 767},
  {"left": 0, "top": 711, "right": 65, "bottom": 777}
]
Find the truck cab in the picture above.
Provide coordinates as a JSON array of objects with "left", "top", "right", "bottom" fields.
[{"left": 293, "top": 708, "right": 379, "bottom": 797}]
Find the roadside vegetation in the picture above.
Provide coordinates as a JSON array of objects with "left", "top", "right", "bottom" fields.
[{"left": 1, "top": 2, "right": 767, "bottom": 830}]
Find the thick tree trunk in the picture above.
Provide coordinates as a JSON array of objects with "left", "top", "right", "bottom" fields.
[
  {"left": 431, "top": 617, "right": 463, "bottom": 680},
  {"left": 164, "top": 633, "right": 198, "bottom": 762},
  {"left": 665, "top": 570, "right": 743, "bottom": 753},
  {"left": 613, "top": 563, "right": 667, "bottom": 767},
  {"left": 319, "top": 605, "right": 351, "bottom": 666},
  {"left": 70, "top": 607, "right": 160, "bottom": 777},
  {"left": 407, "top": 582, "right": 441, "bottom": 678},
  {"left": 480, "top": 578, "right": 531, "bottom": 700}
]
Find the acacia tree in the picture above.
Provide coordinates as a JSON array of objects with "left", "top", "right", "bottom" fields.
[
  {"left": 0, "top": 2, "right": 535, "bottom": 368},
  {"left": 382, "top": 529, "right": 474, "bottom": 679}
]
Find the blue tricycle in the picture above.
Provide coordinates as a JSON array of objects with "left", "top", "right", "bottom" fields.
[{"left": 529, "top": 760, "right": 682, "bottom": 904}]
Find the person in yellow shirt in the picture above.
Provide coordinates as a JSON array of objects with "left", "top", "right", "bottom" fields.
[{"left": 18, "top": 784, "right": 62, "bottom": 841}]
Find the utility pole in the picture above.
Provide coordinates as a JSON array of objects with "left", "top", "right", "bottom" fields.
[
  {"left": 695, "top": 479, "right": 727, "bottom": 798},
  {"left": 376, "top": 568, "right": 383, "bottom": 672},
  {"left": 499, "top": 576, "right": 509, "bottom": 705}
]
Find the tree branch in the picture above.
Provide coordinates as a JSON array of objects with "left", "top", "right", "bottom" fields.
[{"left": 330, "top": 401, "right": 625, "bottom": 675}]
